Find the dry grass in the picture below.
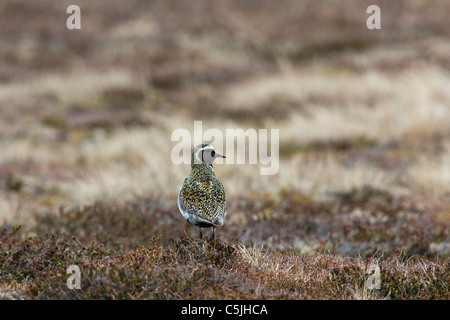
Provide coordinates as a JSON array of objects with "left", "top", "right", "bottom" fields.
[{"left": 225, "top": 65, "right": 450, "bottom": 143}]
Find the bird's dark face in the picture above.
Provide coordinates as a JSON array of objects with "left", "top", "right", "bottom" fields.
[{"left": 192, "top": 144, "right": 226, "bottom": 167}]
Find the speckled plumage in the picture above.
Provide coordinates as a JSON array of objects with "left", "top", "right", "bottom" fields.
[{"left": 178, "top": 144, "right": 227, "bottom": 240}]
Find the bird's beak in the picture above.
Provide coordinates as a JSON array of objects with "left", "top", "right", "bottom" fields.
[{"left": 216, "top": 153, "right": 226, "bottom": 158}]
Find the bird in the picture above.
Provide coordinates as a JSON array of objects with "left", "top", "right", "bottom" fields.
[{"left": 177, "top": 144, "right": 227, "bottom": 240}]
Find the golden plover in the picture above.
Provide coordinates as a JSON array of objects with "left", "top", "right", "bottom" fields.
[{"left": 177, "top": 144, "right": 227, "bottom": 240}]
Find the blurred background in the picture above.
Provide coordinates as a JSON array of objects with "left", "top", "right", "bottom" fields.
[{"left": 0, "top": 0, "right": 449, "bottom": 257}]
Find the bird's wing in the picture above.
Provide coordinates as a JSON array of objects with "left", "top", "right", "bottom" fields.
[
  {"left": 178, "top": 177, "right": 226, "bottom": 224},
  {"left": 178, "top": 178, "right": 213, "bottom": 223},
  {"left": 210, "top": 178, "right": 227, "bottom": 222}
]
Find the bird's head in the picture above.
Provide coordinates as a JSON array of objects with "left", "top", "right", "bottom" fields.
[{"left": 191, "top": 144, "right": 226, "bottom": 168}]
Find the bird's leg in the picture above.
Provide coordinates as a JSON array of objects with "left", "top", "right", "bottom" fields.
[
  {"left": 210, "top": 226, "right": 216, "bottom": 240},
  {"left": 198, "top": 227, "right": 203, "bottom": 240}
]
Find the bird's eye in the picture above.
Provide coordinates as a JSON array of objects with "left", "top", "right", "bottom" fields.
[{"left": 211, "top": 150, "right": 216, "bottom": 157}]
